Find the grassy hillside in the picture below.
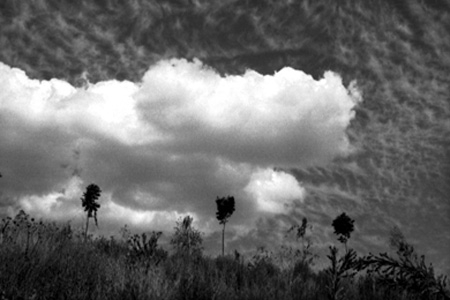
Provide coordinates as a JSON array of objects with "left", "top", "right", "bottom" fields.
[{"left": 1, "top": 211, "right": 448, "bottom": 300}]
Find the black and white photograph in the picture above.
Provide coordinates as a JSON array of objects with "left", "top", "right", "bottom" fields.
[{"left": 0, "top": 0, "right": 449, "bottom": 299}]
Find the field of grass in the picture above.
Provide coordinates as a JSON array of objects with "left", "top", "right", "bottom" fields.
[{"left": 0, "top": 211, "right": 448, "bottom": 300}]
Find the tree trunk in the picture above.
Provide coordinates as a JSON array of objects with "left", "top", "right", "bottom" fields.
[
  {"left": 84, "top": 214, "right": 89, "bottom": 241},
  {"left": 187, "top": 228, "right": 190, "bottom": 255},
  {"left": 222, "top": 222, "right": 226, "bottom": 256}
]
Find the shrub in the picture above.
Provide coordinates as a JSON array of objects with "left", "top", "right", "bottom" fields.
[
  {"left": 170, "top": 215, "right": 203, "bottom": 257},
  {"left": 127, "top": 231, "right": 168, "bottom": 271}
]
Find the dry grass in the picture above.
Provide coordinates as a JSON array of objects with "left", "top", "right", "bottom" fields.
[{"left": 1, "top": 211, "right": 448, "bottom": 300}]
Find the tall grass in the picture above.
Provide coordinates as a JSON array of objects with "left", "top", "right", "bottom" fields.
[{"left": 1, "top": 211, "right": 448, "bottom": 300}]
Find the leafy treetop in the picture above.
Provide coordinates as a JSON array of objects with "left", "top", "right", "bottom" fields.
[
  {"left": 81, "top": 184, "right": 101, "bottom": 226},
  {"left": 216, "top": 196, "right": 235, "bottom": 224},
  {"left": 332, "top": 212, "right": 354, "bottom": 245}
]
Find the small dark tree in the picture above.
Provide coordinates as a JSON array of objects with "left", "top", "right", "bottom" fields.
[
  {"left": 216, "top": 196, "right": 235, "bottom": 256},
  {"left": 81, "top": 184, "right": 101, "bottom": 240},
  {"left": 326, "top": 212, "right": 357, "bottom": 300},
  {"left": 332, "top": 212, "right": 354, "bottom": 252}
]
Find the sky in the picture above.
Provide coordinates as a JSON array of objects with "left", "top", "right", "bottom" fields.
[
  {"left": 0, "top": 58, "right": 360, "bottom": 238},
  {"left": 0, "top": 0, "right": 449, "bottom": 275}
]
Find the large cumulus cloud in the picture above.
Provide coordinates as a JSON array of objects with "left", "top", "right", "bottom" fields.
[{"left": 0, "top": 58, "right": 361, "bottom": 236}]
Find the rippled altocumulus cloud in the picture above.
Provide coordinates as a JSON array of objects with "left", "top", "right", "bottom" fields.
[{"left": 0, "top": 58, "right": 361, "bottom": 234}]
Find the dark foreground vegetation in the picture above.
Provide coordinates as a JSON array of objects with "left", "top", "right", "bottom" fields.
[{"left": 0, "top": 210, "right": 448, "bottom": 300}]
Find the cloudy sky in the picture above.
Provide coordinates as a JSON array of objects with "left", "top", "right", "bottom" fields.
[
  {"left": 0, "top": 0, "right": 449, "bottom": 274},
  {"left": 0, "top": 58, "right": 360, "bottom": 238}
]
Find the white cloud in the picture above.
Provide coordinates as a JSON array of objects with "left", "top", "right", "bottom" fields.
[
  {"left": 244, "top": 168, "right": 305, "bottom": 214},
  {"left": 0, "top": 59, "right": 361, "bottom": 233},
  {"left": 136, "top": 59, "right": 360, "bottom": 167},
  {"left": 19, "top": 176, "right": 84, "bottom": 220}
]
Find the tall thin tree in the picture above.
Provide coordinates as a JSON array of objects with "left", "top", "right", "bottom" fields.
[
  {"left": 216, "top": 196, "right": 235, "bottom": 256},
  {"left": 81, "top": 184, "right": 101, "bottom": 241}
]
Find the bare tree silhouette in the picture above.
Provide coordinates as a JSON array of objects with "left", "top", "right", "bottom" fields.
[
  {"left": 216, "top": 196, "right": 235, "bottom": 256},
  {"left": 81, "top": 184, "right": 101, "bottom": 241}
]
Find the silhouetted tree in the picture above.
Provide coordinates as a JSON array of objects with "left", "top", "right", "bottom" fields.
[
  {"left": 216, "top": 196, "right": 235, "bottom": 256},
  {"left": 327, "top": 213, "right": 357, "bottom": 300},
  {"left": 81, "top": 184, "right": 101, "bottom": 240},
  {"left": 332, "top": 212, "right": 354, "bottom": 252}
]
